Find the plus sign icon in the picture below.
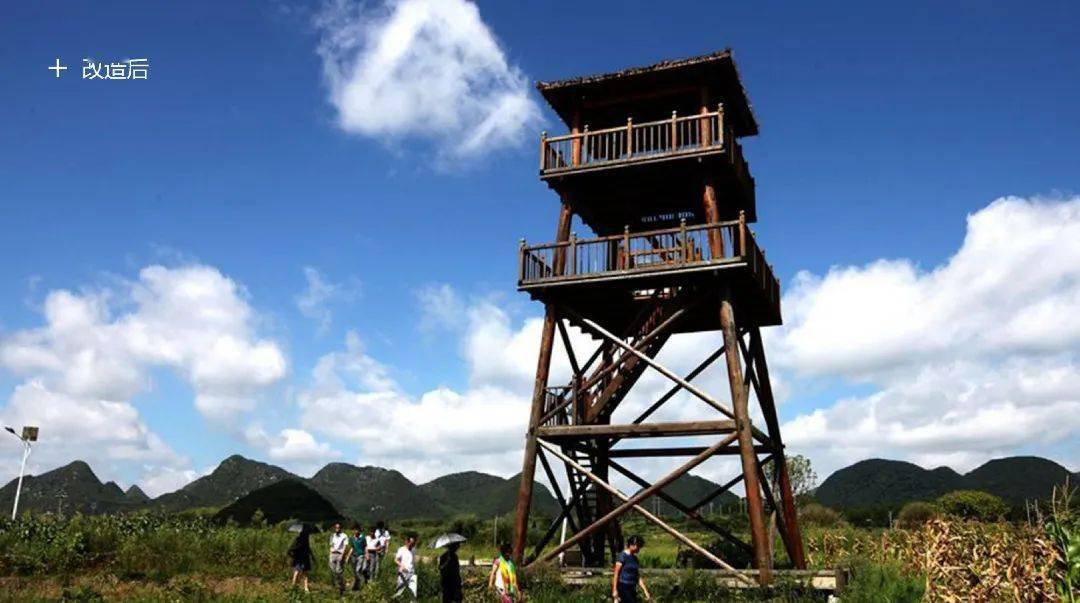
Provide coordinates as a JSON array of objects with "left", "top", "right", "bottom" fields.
[{"left": 48, "top": 58, "right": 67, "bottom": 78}]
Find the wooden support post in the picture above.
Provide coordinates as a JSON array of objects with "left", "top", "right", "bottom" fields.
[
  {"left": 512, "top": 306, "right": 557, "bottom": 566},
  {"left": 703, "top": 179, "right": 724, "bottom": 258},
  {"left": 513, "top": 204, "right": 574, "bottom": 566},
  {"left": 749, "top": 327, "right": 806, "bottom": 568},
  {"left": 720, "top": 297, "right": 771, "bottom": 584},
  {"left": 552, "top": 202, "right": 573, "bottom": 275}
]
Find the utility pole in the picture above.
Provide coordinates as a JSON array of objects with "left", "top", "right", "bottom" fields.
[{"left": 5, "top": 426, "right": 38, "bottom": 520}]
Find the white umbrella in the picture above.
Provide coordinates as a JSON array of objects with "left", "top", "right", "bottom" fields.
[
  {"left": 288, "top": 522, "right": 321, "bottom": 534},
  {"left": 431, "top": 533, "right": 467, "bottom": 549}
]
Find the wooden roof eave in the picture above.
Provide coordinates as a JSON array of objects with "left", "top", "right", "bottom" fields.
[{"left": 536, "top": 49, "right": 759, "bottom": 138}]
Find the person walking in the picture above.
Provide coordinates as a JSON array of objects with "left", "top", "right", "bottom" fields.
[
  {"left": 488, "top": 542, "right": 519, "bottom": 603},
  {"left": 287, "top": 524, "right": 314, "bottom": 593},
  {"left": 612, "top": 535, "right": 651, "bottom": 602},
  {"left": 346, "top": 525, "right": 367, "bottom": 590},
  {"left": 392, "top": 534, "right": 418, "bottom": 599},
  {"left": 365, "top": 526, "right": 382, "bottom": 579},
  {"left": 438, "top": 541, "right": 463, "bottom": 603},
  {"left": 375, "top": 521, "right": 392, "bottom": 576},
  {"left": 328, "top": 522, "right": 348, "bottom": 595}
]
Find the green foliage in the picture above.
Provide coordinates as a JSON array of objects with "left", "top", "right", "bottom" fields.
[
  {"left": 59, "top": 584, "right": 105, "bottom": 602},
  {"left": 1044, "top": 483, "right": 1080, "bottom": 601},
  {"left": 444, "top": 514, "right": 480, "bottom": 540},
  {"left": 799, "top": 503, "right": 844, "bottom": 528},
  {"left": 936, "top": 490, "right": 1009, "bottom": 521},
  {"left": 896, "top": 501, "right": 937, "bottom": 528},
  {"left": 841, "top": 559, "right": 925, "bottom": 603},
  {"left": 765, "top": 455, "right": 817, "bottom": 503}
]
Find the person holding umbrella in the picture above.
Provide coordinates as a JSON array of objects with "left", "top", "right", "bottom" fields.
[
  {"left": 434, "top": 533, "right": 467, "bottom": 603},
  {"left": 286, "top": 523, "right": 316, "bottom": 593}
]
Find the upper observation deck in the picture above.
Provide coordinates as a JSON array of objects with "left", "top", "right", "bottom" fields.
[{"left": 535, "top": 50, "right": 760, "bottom": 233}]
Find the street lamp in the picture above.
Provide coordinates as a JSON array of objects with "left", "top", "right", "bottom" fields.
[{"left": 5, "top": 426, "right": 38, "bottom": 520}]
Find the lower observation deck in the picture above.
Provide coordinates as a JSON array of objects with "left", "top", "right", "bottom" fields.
[{"left": 518, "top": 218, "right": 781, "bottom": 332}]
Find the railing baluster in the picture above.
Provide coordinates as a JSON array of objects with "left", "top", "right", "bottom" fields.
[{"left": 569, "top": 232, "right": 577, "bottom": 275}]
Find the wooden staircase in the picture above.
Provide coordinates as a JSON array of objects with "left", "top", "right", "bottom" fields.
[{"left": 562, "top": 289, "right": 683, "bottom": 423}]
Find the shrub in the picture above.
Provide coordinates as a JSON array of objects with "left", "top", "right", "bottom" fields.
[
  {"left": 799, "top": 503, "right": 843, "bottom": 527},
  {"left": 444, "top": 514, "right": 480, "bottom": 539},
  {"left": 897, "top": 501, "right": 937, "bottom": 528},
  {"left": 936, "top": 490, "right": 1009, "bottom": 521}
]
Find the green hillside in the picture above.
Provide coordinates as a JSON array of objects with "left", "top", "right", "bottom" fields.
[
  {"left": 213, "top": 479, "right": 343, "bottom": 525},
  {"left": 153, "top": 455, "right": 299, "bottom": 512},
  {"left": 421, "top": 471, "right": 559, "bottom": 518},
  {"left": 0, "top": 461, "right": 140, "bottom": 515},
  {"left": 816, "top": 456, "right": 1076, "bottom": 510},
  {"left": 308, "top": 463, "right": 444, "bottom": 521}
]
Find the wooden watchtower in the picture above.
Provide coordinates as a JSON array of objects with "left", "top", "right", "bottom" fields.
[{"left": 511, "top": 50, "right": 806, "bottom": 583}]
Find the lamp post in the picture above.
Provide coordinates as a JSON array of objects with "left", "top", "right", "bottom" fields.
[{"left": 5, "top": 426, "right": 38, "bottom": 520}]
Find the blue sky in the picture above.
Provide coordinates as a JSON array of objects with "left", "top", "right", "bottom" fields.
[{"left": 1, "top": 0, "right": 1078, "bottom": 494}]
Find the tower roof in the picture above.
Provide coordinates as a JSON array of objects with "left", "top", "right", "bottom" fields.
[{"left": 536, "top": 49, "right": 759, "bottom": 137}]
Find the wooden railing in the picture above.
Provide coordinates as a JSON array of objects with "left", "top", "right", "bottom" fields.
[
  {"left": 541, "top": 106, "right": 735, "bottom": 174},
  {"left": 519, "top": 216, "right": 780, "bottom": 309}
]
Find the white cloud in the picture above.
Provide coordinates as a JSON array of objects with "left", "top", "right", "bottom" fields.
[
  {"left": 296, "top": 266, "right": 359, "bottom": 334},
  {"left": 244, "top": 425, "right": 340, "bottom": 474},
  {"left": 415, "top": 283, "right": 467, "bottom": 332},
  {"left": 774, "top": 196, "right": 1080, "bottom": 476},
  {"left": 1, "top": 265, "right": 287, "bottom": 422},
  {"left": 0, "top": 380, "right": 189, "bottom": 492},
  {"left": 0, "top": 264, "right": 288, "bottom": 489},
  {"left": 139, "top": 466, "right": 202, "bottom": 498},
  {"left": 299, "top": 301, "right": 541, "bottom": 481},
  {"left": 314, "top": 0, "right": 540, "bottom": 160}
]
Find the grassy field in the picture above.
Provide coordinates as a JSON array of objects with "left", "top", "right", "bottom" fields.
[{"left": 0, "top": 509, "right": 1073, "bottom": 601}]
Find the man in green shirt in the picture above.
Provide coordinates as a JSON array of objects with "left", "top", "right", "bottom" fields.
[{"left": 345, "top": 525, "right": 368, "bottom": 590}]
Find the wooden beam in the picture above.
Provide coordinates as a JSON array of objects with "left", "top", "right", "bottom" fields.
[
  {"left": 535, "top": 439, "right": 755, "bottom": 586},
  {"left": 720, "top": 296, "right": 770, "bottom": 584},
  {"left": 529, "top": 448, "right": 583, "bottom": 562},
  {"left": 538, "top": 420, "right": 735, "bottom": 440},
  {"left": 606, "top": 458, "right": 752, "bottom": 555},
  {"left": 748, "top": 327, "right": 806, "bottom": 569},
  {"left": 512, "top": 203, "right": 574, "bottom": 566},
  {"left": 627, "top": 346, "right": 725, "bottom": 428},
  {"left": 561, "top": 307, "right": 735, "bottom": 421},
  {"left": 607, "top": 445, "right": 773, "bottom": 458},
  {"left": 556, "top": 319, "right": 581, "bottom": 378}
]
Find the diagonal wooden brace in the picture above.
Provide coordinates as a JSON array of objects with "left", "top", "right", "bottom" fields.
[{"left": 534, "top": 437, "right": 756, "bottom": 587}]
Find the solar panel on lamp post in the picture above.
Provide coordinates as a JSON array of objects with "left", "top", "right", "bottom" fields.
[{"left": 5, "top": 425, "right": 37, "bottom": 520}]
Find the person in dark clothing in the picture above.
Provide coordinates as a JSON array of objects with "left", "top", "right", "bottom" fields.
[
  {"left": 287, "top": 525, "right": 315, "bottom": 593},
  {"left": 612, "top": 535, "right": 651, "bottom": 602},
  {"left": 438, "top": 542, "right": 463, "bottom": 603}
]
